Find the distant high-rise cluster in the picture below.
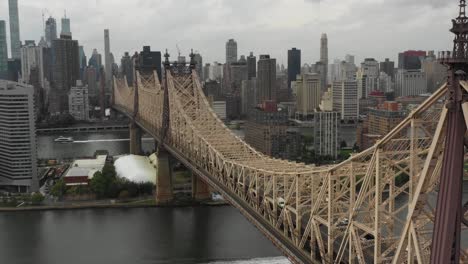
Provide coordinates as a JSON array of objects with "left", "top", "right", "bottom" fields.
[{"left": 0, "top": 0, "right": 452, "bottom": 192}]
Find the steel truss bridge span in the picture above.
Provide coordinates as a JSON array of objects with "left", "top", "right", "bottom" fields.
[{"left": 113, "top": 67, "right": 467, "bottom": 263}]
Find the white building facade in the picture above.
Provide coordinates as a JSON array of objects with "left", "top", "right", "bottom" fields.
[
  {"left": 0, "top": 81, "right": 38, "bottom": 192},
  {"left": 395, "top": 69, "right": 427, "bottom": 97},
  {"left": 333, "top": 80, "right": 359, "bottom": 120}
]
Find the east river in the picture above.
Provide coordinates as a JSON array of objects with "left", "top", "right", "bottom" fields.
[{"left": 0, "top": 131, "right": 288, "bottom": 264}]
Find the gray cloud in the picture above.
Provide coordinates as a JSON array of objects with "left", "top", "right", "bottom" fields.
[{"left": 0, "top": 0, "right": 458, "bottom": 65}]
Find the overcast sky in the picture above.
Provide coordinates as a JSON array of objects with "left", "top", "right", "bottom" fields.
[{"left": 0, "top": 0, "right": 458, "bottom": 66}]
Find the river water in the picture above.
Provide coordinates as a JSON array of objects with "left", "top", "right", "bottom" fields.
[
  {"left": 3, "top": 131, "right": 288, "bottom": 264},
  {"left": 0, "top": 207, "right": 288, "bottom": 264}
]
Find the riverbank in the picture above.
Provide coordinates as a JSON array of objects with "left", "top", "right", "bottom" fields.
[{"left": 0, "top": 199, "right": 229, "bottom": 212}]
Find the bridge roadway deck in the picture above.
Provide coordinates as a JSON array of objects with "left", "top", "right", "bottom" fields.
[{"left": 113, "top": 105, "right": 316, "bottom": 264}]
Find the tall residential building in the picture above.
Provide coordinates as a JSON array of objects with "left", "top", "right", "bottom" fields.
[
  {"left": 226, "top": 39, "right": 237, "bottom": 64},
  {"left": 120, "top": 52, "right": 133, "bottom": 86},
  {"left": 68, "top": 80, "right": 89, "bottom": 121},
  {"left": 257, "top": 55, "right": 277, "bottom": 103},
  {"left": 314, "top": 111, "right": 339, "bottom": 158},
  {"left": 0, "top": 21, "right": 8, "bottom": 79},
  {"left": 320, "top": 33, "right": 328, "bottom": 88},
  {"left": 49, "top": 35, "right": 80, "bottom": 114},
  {"left": 193, "top": 53, "right": 203, "bottom": 80},
  {"left": 45, "top": 17, "right": 57, "bottom": 47},
  {"left": 247, "top": 52, "right": 256, "bottom": 80},
  {"left": 8, "top": 0, "right": 21, "bottom": 59},
  {"left": 20, "top": 42, "right": 45, "bottom": 88},
  {"left": 395, "top": 69, "right": 427, "bottom": 97},
  {"left": 333, "top": 80, "right": 359, "bottom": 120},
  {"left": 398, "top": 50, "right": 426, "bottom": 70},
  {"left": 241, "top": 78, "right": 257, "bottom": 116},
  {"left": 0, "top": 80, "right": 38, "bottom": 192},
  {"left": 104, "top": 29, "right": 112, "bottom": 91},
  {"left": 380, "top": 58, "right": 395, "bottom": 79},
  {"left": 295, "top": 73, "right": 321, "bottom": 116},
  {"left": 61, "top": 15, "right": 71, "bottom": 37},
  {"left": 287, "top": 48, "right": 301, "bottom": 90}
]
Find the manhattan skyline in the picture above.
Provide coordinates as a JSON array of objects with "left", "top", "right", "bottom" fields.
[{"left": 0, "top": 0, "right": 454, "bottom": 64}]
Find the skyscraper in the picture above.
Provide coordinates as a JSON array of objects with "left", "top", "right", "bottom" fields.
[
  {"left": 320, "top": 33, "right": 328, "bottom": 89},
  {"left": 0, "top": 80, "right": 38, "bottom": 192},
  {"left": 8, "top": 0, "right": 21, "bottom": 59},
  {"left": 45, "top": 17, "right": 57, "bottom": 47},
  {"left": 61, "top": 14, "right": 71, "bottom": 37},
  {"left": 226, "top": 39, "right": 237, "bottom": 64},
  {"left": 49, "top": 35, "right": 80, "bottom": 114},
  {"left": 247, "top": 52, "right": 256, "bottom": 80},
  {"left": 287, "top": 48, "right": 301, "bottom": 90},
  {"left": 257, "top": 55, "right": 277, "bottom": 103},
  {"left": 0, "top": 21, "right": 8, "bottom": 79},
  {"left": 104, "top": 29, "right": 112, "bottom": 91}
]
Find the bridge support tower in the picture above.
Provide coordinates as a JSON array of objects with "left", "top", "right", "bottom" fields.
[
  {"left": 155, "top": 149, "right": 174, "bottom": 205},
  {"left": 129, "top": 122, "right": 142, "bottom": 155},
  {"left": 192, "top": 173, "right": 210, "bottom": 201}
]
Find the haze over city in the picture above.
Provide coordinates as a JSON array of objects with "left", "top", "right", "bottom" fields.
[{"left": 0, "top": 0, "right": 455, "bottom": 63}]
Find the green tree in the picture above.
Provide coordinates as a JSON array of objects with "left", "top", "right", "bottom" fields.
[
  {"left": 50, "top": 179, "right": 66, "bottom": 198},
  {"left": 31, "top": 193, "right": 45, "bottom": 205},
  {"left": 90, "top": 164, "right": 118, "bottom": 199},
  {"left": 90, "top": 171, "right": 110, "bottom": 199}
]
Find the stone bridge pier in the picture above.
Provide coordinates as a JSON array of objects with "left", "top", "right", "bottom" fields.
[
  {"left": 151, "top": 147, "right": 211, "bottom": 205},
  {"left": 129, "top": 122, "right": 142, "bottom": 155}
]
